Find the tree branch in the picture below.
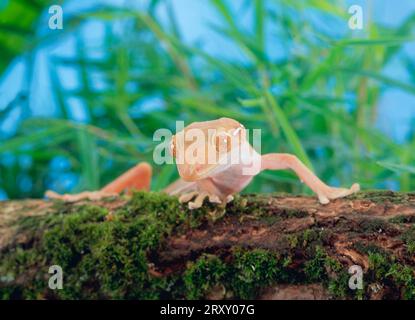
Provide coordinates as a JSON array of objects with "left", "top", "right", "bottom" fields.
[{"left": 1, "top": 191, "right": 414, "bottom": 300}]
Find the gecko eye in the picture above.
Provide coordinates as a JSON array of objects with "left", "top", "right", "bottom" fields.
[
  {"left": 214, "top": 133, "right": 232, "bottom": 153},
  {"left": 170, "top": 136, "right": 176, "bottom": 157}
]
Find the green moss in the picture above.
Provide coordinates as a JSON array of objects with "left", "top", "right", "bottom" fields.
[
  {"left": 43, "top": 206, "right": 108, "bottom": 270},
  {"left": 283, "top": 228, "right": 326, "bottom": 251},
  {"left": 286, "top": 234, "right": 299, "bottom": 249},
  {"left": 348, "top": 190, "right": 410, "bottom": 204},
  {"left": 353, "top": 243, "right": 386, "bottom": 256},
  {"left": 279, "top": 208, "right": 309, "bottom": 219},
  {"left": 327, "top": 270, "right": 350, "bottom": 298},
  {"left": 400, "top": 226, "right": 415, "bottom": 257},
  {"left": 364, "top": 249, "right": 415, "bottom": 300},
  {"left": 1, "top": 192, "right": 195, "bottom": 299},
  {"left": 400, "top": 226, "right": 415, "bottom": 244},
  {"left": 228, "top": 248, "right": 281, "bottom": 299},
  {"left": 327, "top": 255, "right": 361, "bottom": 299},
  {"left": 407, "top": 241, "right": 415, "bottom": 255},
  {"left": 227, "top": 194, "right": 269, "bottom": 217},
  {"left": 2, "top": 191, "right": 415, "bottom": 300},
  {"left": 368, "top": 252, "right": 390, "bottom": 279},
  {"left": 302, "top": 229, "right": 320, "bottom": 246},
  {"left": 304, "top": 246, "right": 327, "bottom": 282},
  {"left": 182, "top": 249, "right": 294, "bottom": 300},
  {"left": 358, "top": 218, "right": 391, "bottom": 233},
  {"left": 386, "top": 264, "right": 415, "bottom": 300},
  {"left": 279, "top": 228, "right": 325, "bottom": 253},
  {"left": 324, "top": 255, "right": 343, "bottom": 273},
  {"left": 183, "top": 254, "right": 227, "bottom": 299},
  {"left": 302, "top": 247, "right": 357, "bottom": 299},
  {"left": 389, "top": 215, "right": 415, "bottom": 224},
  {"left": 258, "top": 215, "right": 282, "bottom": 225}
]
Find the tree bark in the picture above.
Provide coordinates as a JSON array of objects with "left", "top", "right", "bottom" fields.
[{"left": 1, "top": 191, "right": 415, "bottom": 300}]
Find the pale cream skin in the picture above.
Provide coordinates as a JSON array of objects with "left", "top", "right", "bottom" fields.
[{"left": 47, "top": 117, "right": 360, "bottom": 209}]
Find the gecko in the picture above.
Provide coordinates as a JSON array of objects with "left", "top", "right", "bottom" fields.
[{"left": 46, "top": 117, "right": 360, "bottom": 209}]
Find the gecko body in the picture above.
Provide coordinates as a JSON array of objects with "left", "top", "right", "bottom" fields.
[{"left": 47, "top": 117, "right": 360, "bottom": 209}]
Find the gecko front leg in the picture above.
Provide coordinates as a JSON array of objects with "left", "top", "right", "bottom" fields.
[
  {"left": 261, "top": 153, "right": 359, "bottom": 204},
  {"left": 177, "top": 179, "right": 225, "bottom": 210},
  {"left": 179, "top": 191, "right": 222, "bottom": 209}
]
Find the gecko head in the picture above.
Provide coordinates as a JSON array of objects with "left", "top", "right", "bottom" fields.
[{"left": 169, "top": 118, "right": 247, "bottom": 181}]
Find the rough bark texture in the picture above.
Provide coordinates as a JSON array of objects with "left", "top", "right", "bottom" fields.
[{"left": 1, "top": 190, "right": 415, "bottom": 300}]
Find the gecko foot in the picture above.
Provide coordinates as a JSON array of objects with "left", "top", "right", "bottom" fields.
[
  {"left": 225, "top": 195, "right": 234, "bottom": 203},
  {"left": 317, "top": 183, "right": 360, "bottom": 204},
  {"left": 179, "top": 191, "right": 222, "bottom": 210},
  {"left": 45, "top": 190, "right": 118, "bottom": 202}
]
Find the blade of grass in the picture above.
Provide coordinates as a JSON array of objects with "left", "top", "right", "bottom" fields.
[
  {"left": 377, "top": 161, "right": 415, "bottom": 175},
  {"left": 254, "top": 0, "right": 265, "bottom": 52},
  {"left": 337, "top": 68, "right": 415, "bottom": 95},
  {"left": 77, "top": 128, "right": 99, "bottom": 190},
  {"left": 334, "top": 37, "right": 415, "bottom": 47}
]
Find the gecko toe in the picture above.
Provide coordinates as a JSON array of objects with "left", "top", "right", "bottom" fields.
[
  {"left": 318, "top": 194, "right": 330, "bottom": 205},
  {"left": 225, "top": 195, "right": 234, "bottom": 203},
  {"left": 318, "top": 182, "right": 360, "bottom": 204},
  {"left": 208, "top": 194, "right": 222, "bottom": 204},
  {"left": 188, "top": 201, "right": 202, "bottom": 210},
  {"left": 188, "top": 192, "right": 209, "bottom": 209},
  {"left": 179, "top": 191, "right": 198, "bottom": 203},
  {"left": 350, "top": 183, "right": 360, "bottom": 193}
]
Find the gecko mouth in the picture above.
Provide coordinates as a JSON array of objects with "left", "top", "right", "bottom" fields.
[
  {"left": 177, "top": 159, "right": 232, "bottom": 182},
  {"left": 177, "top": 164, "right": 210, "bottom": 182}
]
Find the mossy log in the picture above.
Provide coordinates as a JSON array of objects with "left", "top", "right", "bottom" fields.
[{"left": 1, "top": 191, "right": 415, "bottom": 300}]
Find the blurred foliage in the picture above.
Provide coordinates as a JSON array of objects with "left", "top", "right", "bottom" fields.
[
  {"left": 0, "top": 0, "right": 414, "bottom": 199},
  {"left": 0, "top": 0, "right": 51, "bottom": 72}
]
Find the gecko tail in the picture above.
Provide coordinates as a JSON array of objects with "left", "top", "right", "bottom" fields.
[{"left": 100, "top": 162, "right": 152, "bottom": 194}]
